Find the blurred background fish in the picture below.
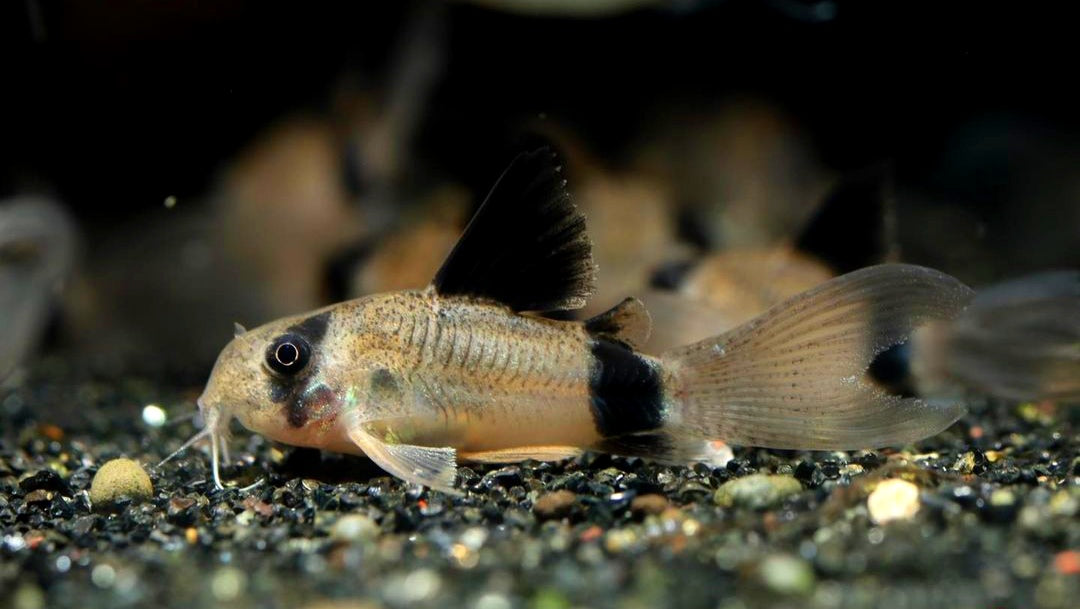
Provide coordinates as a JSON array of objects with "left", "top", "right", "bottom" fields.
[
  {"left": 911, "top": 271, "right": 1080, "bottom": 403},
  {"left": 1, "top": 0, "right": 1076, "bottom": 400},
  {"left": 641, "top": 163, "right": 896, "bottom": 352},
  {"left": 0, "top": 198, "right": 75, "bottom": 381}
]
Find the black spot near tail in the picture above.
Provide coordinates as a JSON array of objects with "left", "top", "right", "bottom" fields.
[
  {"left": 868, "top": 341, "right": 917, "bottom": 398},
  {"left": 588, "top": 338, "right": 665, "bottom": 437}
]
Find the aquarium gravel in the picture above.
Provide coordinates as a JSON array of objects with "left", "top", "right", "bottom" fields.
[{"left": 1, "top": 364, "right": 1077, "bottom": 609}]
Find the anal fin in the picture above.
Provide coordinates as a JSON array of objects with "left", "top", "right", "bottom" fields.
[
  {"left": 459, "top": 446, "right": 583, "bottom": 464},
  {"left": 584, "top": 297, "right": 652, "bottom": 349}
]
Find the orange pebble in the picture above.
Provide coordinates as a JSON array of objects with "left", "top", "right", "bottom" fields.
[
  {"left": 579, "top": 525, "right": 603, "bottom": 543},
  {"left": 1053, "top": 550, "right": 1080, "bottom": 575},
  {"left": 39, "top": 424, "right": 64, "bottom": 441}
]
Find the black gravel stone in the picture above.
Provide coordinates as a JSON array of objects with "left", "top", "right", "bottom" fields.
[
  {"left": 1, "top": 364, "right": 1076, "bottom": 609},
  {"left": 481, "top": 466, "right": 525, "bottom": 490},
  {"left": 18, "top": 470, "right": 73, "bottom": 495}
]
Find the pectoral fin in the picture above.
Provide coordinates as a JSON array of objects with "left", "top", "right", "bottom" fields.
[{"left": 346, "top": 421, "right": 460, "bottom": 494}]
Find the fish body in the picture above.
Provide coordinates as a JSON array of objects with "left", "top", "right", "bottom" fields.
[
  {"left": 196, "top": 148, "right": 974, "bottom": 492},
  {"left": 208, "top": 291, "right": 606, "bottom": 455}
]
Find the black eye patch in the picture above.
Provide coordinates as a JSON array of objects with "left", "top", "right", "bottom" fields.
[{"left": 266, "top": 334, "right": 311, "bottom": 376}]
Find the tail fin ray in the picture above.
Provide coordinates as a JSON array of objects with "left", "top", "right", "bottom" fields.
[{"left": 662, "top": 264, "right": 974, "bottom": 450}]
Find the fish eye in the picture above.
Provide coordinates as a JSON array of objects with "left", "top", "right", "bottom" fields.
[{"left": 266, "top": 334, "right": 311, "bottom": 376}]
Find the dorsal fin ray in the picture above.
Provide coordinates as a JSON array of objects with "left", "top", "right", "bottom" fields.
[
  {"left": 584, "top": 297, "right": 652, "bottom": 350},
  {"left": 432, "top": 148, "right": 597, "bottom": 312}
]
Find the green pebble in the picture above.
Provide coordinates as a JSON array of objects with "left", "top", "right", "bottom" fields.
[
  {"left": 759, "top": 554, "right": 815, "bottom": 596},
  {"left": 12, "top": 582, "right": 45, "bottom": 609},
  {"left": 713, "top": 474, "right": 802, "bottom": 510},
  {"left": 90, "top": 458, "right": 153, "bottom": 508},
  {"left": 531, "top": 588, "right": 570, "bottom": 609}
]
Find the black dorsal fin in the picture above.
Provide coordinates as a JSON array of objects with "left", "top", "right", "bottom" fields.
[
  {"left": 585, "top": 297, "right": 652, "bottom": 350},
  {"left": 795, "top": 164, "right": 898, "bottom": 274},
  {"left": 432, "top": 148, "right": 597, "bottom": 312}
]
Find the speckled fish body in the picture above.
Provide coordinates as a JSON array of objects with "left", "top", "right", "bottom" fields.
[
  {"left": 214, "top": 292, "right": 612, "bottom": 454},
  {"left": 195, "top": 148, "right": 977, "bottom": 492}
]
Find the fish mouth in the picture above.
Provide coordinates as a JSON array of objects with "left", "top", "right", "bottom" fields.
[
  {"left": 157, "top": 396, "right": 233, "bottom": 490},
  {"left": 197, "top": 397, "right": 232, "bottom": 490}
]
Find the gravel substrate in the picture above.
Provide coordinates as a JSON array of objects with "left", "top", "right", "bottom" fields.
[{"left": 2, "top": 362, "right": 1078, "bottom": 609}]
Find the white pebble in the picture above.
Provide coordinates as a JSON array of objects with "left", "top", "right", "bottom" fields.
[
  {"left": 55, "top": 556, "right": 71, "bottom": 572},
  {"left": 3, "top": 534, "right": 27, "bottom": 552},
  {"left": 867, "top": 478, "right": 920, "bottom": 524},
  {"left": 211, "top": 567, "right": 246, "bottom": 601},
  {"left": 387, "top": 569, "right": 441, "bottom": 604},
  {"left": 330, "top": 514, "right": 378, "bottom": 542},
  {"left": 474, "top": 592, "right": 512, "bottom": 609},
  {"left": 141, "top": 404, "right": 167, "bottom": 427},
  {"left": 91, "top": 564, "right": 116, "bottom": 588}
]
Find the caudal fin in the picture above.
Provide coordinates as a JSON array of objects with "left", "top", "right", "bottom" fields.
[{"left": 661, "top": 264, "right": 974, "bottom": 450}]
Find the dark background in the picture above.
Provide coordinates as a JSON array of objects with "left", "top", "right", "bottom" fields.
[{"left": 5, "top": 2, "right": 1076, "bottom": 210}]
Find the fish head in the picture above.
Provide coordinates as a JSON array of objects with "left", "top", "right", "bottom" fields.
[{"left": 198, "top": 306, "right": 355, "bottom": 451}]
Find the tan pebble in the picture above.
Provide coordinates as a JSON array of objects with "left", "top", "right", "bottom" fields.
[
  {"left": 89, "top": 458, "right": 152, "bottom": 508},
  {"left": 24, "top": 490, "right": 53, "bottom": 505},
  {"left": 660, "top": 506, "right": 684, "bottom": 522},
  {"left": 953, "top": 451, "right": 976, "bottom": 474},
  {"left": 630, "top": 493, "right": 669, "bottom": 515},
  {"left": 713, "top": 474, "right": 802, "bottom": 510},
  {"left": 331, "top": 514, "right": 379, "bottom": 542},
  {"left": 867, "top": 478, "right": 920, "bottom": 524},
  {"left": 533, "top": 490, "right": 576, "bottom": 519},
  {"left": 1049, "top": 491, "right": 1078, "bottom": 518},
  {"left": 242, "top": 496, "right": 274, "bottom": 518},
  {"left": 603, "top": 529, "right": 639, "bottom": 553},
  {"left": 840, "top": 464, "right": 865, "bottom": 476}
]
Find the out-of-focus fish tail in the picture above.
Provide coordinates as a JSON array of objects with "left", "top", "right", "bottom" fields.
[
  {"left": 660, "top": 264, "right": 975, "bottom": 450},
  {"left": 911, "top": 271, "right": 1080, "bottom": 402}
]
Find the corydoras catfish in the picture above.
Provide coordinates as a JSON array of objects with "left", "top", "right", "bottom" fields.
[{"left": 186, "top": 149, "right": 974, "bottom": 493}]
